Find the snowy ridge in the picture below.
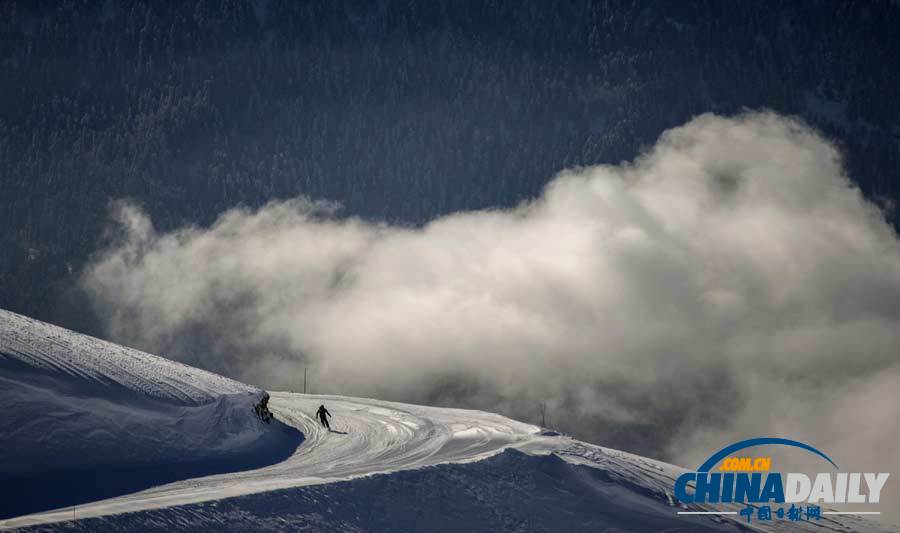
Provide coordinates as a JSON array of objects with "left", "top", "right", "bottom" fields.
[
  {"left": 7, "top": 392, "right": 897, "bottom": 531},
  {"left": 1, "top": 310, "right": 896, "bottom": 531}
]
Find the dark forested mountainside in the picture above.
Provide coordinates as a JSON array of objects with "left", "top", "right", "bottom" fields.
[{"left": 2, "top": 0, "right": 899, "bottom": 330}]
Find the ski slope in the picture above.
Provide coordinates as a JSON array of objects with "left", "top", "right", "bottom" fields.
[
  {"left": 7, "top": 394, "right": 895, "bottom": 532},
  {"left": 1, "top": 309, "right": 896, "bottom": 532},
  {"left": 0, "top": 309, "right": 298, "bottom": 520},
  {"left": 3, "top": 392, "right": 553, "bottom": 528}
]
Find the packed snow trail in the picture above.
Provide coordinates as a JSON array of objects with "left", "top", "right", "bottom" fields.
[
  {"left": 2, "top": 392, "right": 549, "bottom": 528},
  {"left": 7, "top": 393, "right": 896, "bottom": 532}
]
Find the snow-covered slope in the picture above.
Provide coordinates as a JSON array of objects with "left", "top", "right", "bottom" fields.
[
  {"left": 0, "top": 309, "right": 298, "bottom": 518},
  {"left": 1, "top": 310, "right": 896, "bottom": 532}
]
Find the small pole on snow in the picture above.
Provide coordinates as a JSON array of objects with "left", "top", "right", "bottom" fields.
[{"left": 304, "top": 367, "right": 307, "bottom": 395}]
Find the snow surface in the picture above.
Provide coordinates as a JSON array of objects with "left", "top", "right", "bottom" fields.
[
  {"left": 0, "top": 309, "right": 298, "bottom": 518},
  {"left": 1, "top": 309, "right": 897, "bottom": 532}
]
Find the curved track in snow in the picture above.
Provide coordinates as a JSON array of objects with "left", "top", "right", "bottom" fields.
[
  {"left": 2, "top": 393, "right": 547, "bottom": 529},
  {"left": 5, "top": 393, "right": 897, "bottom": 533},
  {"left": 272, "top": 394, "right": 543, "bottom": 481}
]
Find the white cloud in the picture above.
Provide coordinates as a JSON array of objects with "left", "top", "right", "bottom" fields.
[{"left": 82, "top": 112, "right": 900, "bottom": 501}]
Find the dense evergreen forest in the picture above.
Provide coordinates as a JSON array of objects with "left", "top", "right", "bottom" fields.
[{"left": 2, "top": 0, "right": 899, "bottom": 333}]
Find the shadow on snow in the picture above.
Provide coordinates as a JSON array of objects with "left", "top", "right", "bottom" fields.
[{"left": 0, "top": 421, "right": 303, "bottom": 520}]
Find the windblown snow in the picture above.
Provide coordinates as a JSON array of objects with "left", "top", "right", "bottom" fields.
[{"left": 1, "top": 309, "right": 895, "bottom": 532}]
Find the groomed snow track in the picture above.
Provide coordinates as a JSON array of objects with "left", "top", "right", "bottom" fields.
[{"left": 2, "top": 393, "right": 547, "bottom": 529}]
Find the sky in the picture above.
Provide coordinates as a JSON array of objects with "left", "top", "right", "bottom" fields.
[{"left": 80, "top": 111, "right": 900, "bottom": 505}]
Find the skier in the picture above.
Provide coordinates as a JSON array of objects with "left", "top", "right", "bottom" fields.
[{"left": 316, "top": 404, "right": 332, "bottom": 431}]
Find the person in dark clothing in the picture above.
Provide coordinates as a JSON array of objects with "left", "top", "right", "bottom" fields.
[{"left": 316, "top": 404, "right": 331, "bottom": 430}]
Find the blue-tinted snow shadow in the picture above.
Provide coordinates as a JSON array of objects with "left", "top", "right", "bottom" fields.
[
  {"left": 0, "top": 420, "right": 303, "bottom": 520},
  {"left": 36, "top": 449, "right": 748, "bottom": 532}
]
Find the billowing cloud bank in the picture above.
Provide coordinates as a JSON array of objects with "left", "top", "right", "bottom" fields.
[{"left": 82, "top": 112, "right": 900, "bottom": 487}]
